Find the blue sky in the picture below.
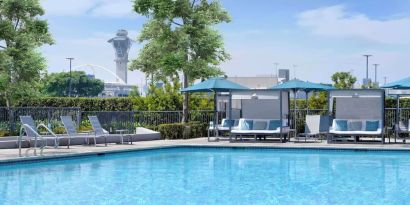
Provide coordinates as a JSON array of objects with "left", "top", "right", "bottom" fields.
[{"left": 40, "top": 0, "right": 410, "bottom": 87}]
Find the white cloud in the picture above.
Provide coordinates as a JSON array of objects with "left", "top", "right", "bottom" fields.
[
  {"left": 297, "top": 5, "right": 410, "bottom": 45},
  {"left": 91, "top": 0, "right": 135, "bottom": 18},
  {"left": 41, "top": 0, "right": 137, "bottom": 18}
]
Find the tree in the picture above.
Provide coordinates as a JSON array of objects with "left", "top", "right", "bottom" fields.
[
  {"left": 129, "top": 86, "right": 141, "bottom": 97},
  {"left": 0, "top": 0, "right": 53, "bottom": 107},
  {"left": 331, "top": 72, "right": 357, "bottom": 89},
  {"left": 131, "top": 0, "right": 230, "bottom": 122},
  {"left": 42, "top": 71, "right": 104, "bottom": 97}
]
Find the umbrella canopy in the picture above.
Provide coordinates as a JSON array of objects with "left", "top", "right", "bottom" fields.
[
  {"left": 382, "top": 77, "right": 410, "bottom": 89},
  {"left": 181, "top": 77, "right": 249, "bottom": 93},
  {"left": 271, "top": 79, "right": 334, "bottom": 91}
]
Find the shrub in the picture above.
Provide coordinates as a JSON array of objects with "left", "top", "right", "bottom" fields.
[
  {"left": 158, "top": 122, "right": 208, "bottom": 139},
  {"left": 158, "top": 123, "right": 185, "bottom": 139}
]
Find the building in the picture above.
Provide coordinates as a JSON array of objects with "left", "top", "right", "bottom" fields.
[
  {"left": 278, "top": 69, "right": 290, "bottom": 83},
  {"left": 100, "top": 82, "right": 135, "bottom": 97}
]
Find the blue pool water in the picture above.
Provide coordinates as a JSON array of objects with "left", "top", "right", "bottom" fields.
[{"left": 1, "top": 147, "right": 410, "bottom": 205}]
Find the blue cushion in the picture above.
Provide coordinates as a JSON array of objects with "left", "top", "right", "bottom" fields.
[
  {"left": 242, "top": 120, "right": 253, "bottom": 130},
  {"left": 335, "top": 120, "right": 348, "bottom": 131},
  {"left": 222, "top": 119, "right": 235, "bottom": 127},
  {"left": 366, "top": 121, "right": 379, "bottom": 131},
  {"left": 268, "top": 120, "right": 281, "bottom": 130}
]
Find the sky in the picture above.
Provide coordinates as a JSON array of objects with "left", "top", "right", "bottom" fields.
[{"left": 40, "top": 0, "right": 410, "bottom": 87}]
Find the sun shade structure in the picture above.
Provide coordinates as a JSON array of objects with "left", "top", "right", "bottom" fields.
[
  {"left": 229, "top": 90, "right": 290, "bottom": 142},
  {"left": 271, "top": 79, "right": 334, "bottom": 136},
  {"left": 181, "top": 77, "right": 249, "bottom": 93},
  {"left": 382, "top": 77, "right": 410, "bottom": 89},
  {"left": 327, "top": 89, "right": 385, "bottom": 144},
  {"left": 181, "top": 77, "right": 249, "bottom": 141}
]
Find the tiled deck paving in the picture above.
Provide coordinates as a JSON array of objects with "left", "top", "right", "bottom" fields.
[{"left": 2, "top": 137, "right": 410, "bottom": 163}]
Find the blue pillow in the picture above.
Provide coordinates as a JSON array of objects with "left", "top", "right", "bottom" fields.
[
  {"left": 222, "top": 119, "right": 235, "bottom": 127},
  {"left": 335, "top": 120, "right": 348, "bottom": 131},
  {"left": 268, "top": 120, "right": 281, "bottom": 130},
  {"left": 242, "top": 120, "right": 253, "bottom": 130},
  {"left": 366, "top": 121, "right": 379, "bottom": 131}
]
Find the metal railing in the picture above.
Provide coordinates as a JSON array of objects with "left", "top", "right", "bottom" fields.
[
  {"left": 1, "top": 107, "right": 410, "bottom": 136},
  {"left": 0, "top": 107, "right": 81, "bottom": 136}
]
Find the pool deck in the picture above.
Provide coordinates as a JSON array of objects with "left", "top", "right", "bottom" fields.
[{"left": 2, "top": 137, "right": 410, "bottom": 163}]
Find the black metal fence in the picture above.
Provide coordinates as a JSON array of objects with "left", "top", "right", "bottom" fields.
[{"left": 1, "top": 107, "right": 409, "bottom": 136}]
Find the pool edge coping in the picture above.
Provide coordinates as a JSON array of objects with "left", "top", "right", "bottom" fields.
[{"left": 3, "top": 143, "right": 410, "bottom": 165}]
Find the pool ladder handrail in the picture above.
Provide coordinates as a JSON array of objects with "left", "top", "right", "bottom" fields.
[{"left": 18, "top": 124, "right": 45, "bottom": 157}]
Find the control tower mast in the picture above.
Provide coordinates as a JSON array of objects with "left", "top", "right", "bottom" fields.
[{"left": 108, "top": 29, "right": 132, "bottom": 84}]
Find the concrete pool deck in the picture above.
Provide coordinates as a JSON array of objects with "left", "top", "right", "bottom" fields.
[{"left": 2, "top": 137, "right": 410, "bottom": 163}]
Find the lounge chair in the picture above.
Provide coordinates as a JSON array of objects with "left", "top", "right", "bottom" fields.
[
  {"left": 19, "top": 116, "right": 60, "bottom": 148},
  {"left": 208, "top": 118, "right": 238, "bottom": 138},
  {"left": 328, "top": 119, "right": 383, "bottom": 143},
  {"left": 296, "top": 115, "right": 329, "bottom": 142},
  {"left": 88, "top": 116, "right": 123, "bottom": 145},
  {"left": 230, "top": 118, "right": 289, "bottom": 142},
  {"left": 394, "top": 120, "right": 410, "bottom": 143},
  {"left": 60, "top": 116, "right": 106, "bottom": 147}
]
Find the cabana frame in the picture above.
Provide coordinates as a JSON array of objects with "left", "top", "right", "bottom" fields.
[
  {"left": 229, "top": 89, "right": 291, "bottom": 142},
  {"left": 385, "top": 89, "right": 410, "bottom": 143},
  {"left": 327, "top": 89, "right": 385, "bottom": 144}
]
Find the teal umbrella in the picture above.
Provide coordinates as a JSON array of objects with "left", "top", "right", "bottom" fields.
[
  {"left": 382, "top": 77, "right": 410, "bottom": 89},
  {"left": 181, "top": 77, "right": 249, "bottom": 141},
  {"left": 181, "top": 77, "right": 248, "bottom": 93},
  {"left": 271, "top": 79, "right": 334, "bottom": 91},
  {"left": 271, "top": 79, "right": 334, "bottom": 137}
]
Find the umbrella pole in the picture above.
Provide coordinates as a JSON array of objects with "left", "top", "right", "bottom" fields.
[
  {"left": 294, "top": 89, "right": 297, "bottom": 139},
  {"left": 214, "top": 92, "right": 219, "bottom": 139},
  {"left": 306, "top": 90, "right": 309, "bottom": 115}
]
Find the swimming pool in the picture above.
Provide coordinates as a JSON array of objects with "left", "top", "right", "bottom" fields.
[{"left": 1, "top": 146, "right": 410, "bottom": 205}]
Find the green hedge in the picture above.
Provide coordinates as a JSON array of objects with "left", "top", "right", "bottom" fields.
[
  {"left": 15, "top": 97, "right": 134, "bottom": 111},
  {"left": 158, "top": 122, "right": 207, "bottom": 139}
]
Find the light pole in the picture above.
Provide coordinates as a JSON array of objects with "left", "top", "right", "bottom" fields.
[
  {"left": 363, "top": 54, "right": 372, "bottom": 88},
  {"left": 293, "top": 65, "right": 297, "bottom": 79},
  {"left": 66, "top": 57, "right": 74, "bottom": 97}
]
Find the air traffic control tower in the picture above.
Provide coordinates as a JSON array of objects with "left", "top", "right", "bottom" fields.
[{"left": 108, "top": 29, "right": 132, "bottom": 84}]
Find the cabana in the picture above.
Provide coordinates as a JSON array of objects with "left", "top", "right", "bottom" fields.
[
  {"left": 181, "top": 77, "right": 248, "bottom": 142},
  {"left": 271, "top": 79, "right": 333, "bottom": 138},
  {"left": 229, "top": 89, "right": 290, "bottom": 142},
  {"left": 382, "top": 77, "right": 410, "bottom": 143},
  {"left": 327, "top": 89, "right": 385, "bottom": 143}
]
